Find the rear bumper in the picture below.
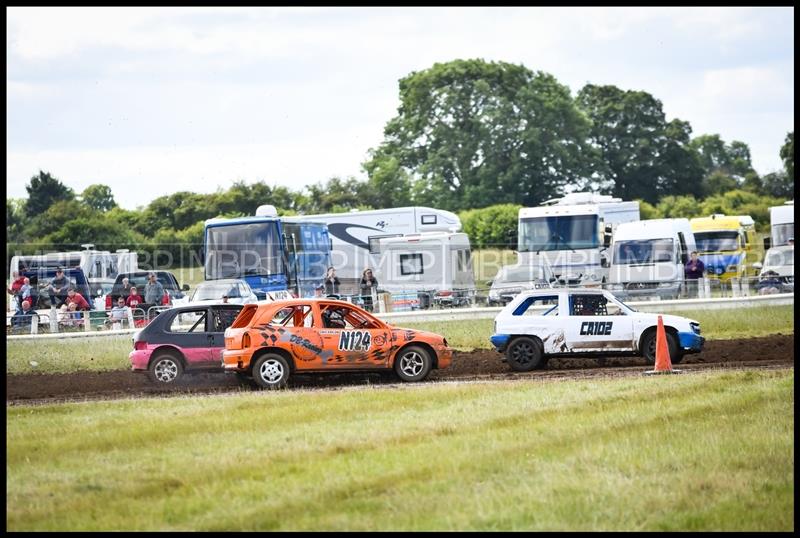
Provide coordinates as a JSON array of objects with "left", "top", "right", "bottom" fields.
[
  {"left": 678, "top": 331, "right": 705, "bottom": 354},
  {"left": 222, "top": 349, "right": 251, "bottom": 371},
  {"left": 129, "top": 350, "right": 152, "bottom": 371}
]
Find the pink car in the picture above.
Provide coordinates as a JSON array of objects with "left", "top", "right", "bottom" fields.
[{"left": 130, "top": 303, "right": 243, "bottom": 383}]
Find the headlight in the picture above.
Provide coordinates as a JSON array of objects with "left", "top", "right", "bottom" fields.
[
  {"left": 690, "top": 322, "right": 701, "bottom": 335},
  {"left": 658, "top": 282, "right": 673, "bottom": 288}
]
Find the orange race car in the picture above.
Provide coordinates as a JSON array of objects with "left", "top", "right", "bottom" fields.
[{"left": 223, "top": 298, "right": 453, "bottom": 389}]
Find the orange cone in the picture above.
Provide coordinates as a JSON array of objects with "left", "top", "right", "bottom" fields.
[{"left": 645, "top": 315, "right": 681, "bottom": 375}]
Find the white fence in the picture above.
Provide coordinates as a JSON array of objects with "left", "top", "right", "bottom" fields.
[{"left": 6, "top": 293, "right": 793, "bottom": 341}]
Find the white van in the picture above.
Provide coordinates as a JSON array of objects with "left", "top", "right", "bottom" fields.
[
  {"left": 373, "top": 232, "right": 475, "bottom": 309},
  {"left": 608, "top": 218, "right": 696, "bottom": 300}
]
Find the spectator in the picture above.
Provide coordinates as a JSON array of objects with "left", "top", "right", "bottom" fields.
[
  {"left": 107, "top": 297, "right": 129, "bottom": 328},
  {"left": 59, "top": 302, "right": 83, "bottom": 329},
  {"left": 65, "top": 287, "right": 91, "bottom": 311},
  {"left": 144, "top": 272, "right": 165, "bottom": 308},
  {"left": 126, "top": 286, "right": 144, "bottom": 309},
  {"left": 7, "top": 271, "right": 26, "bottom": 309},
  {"left": 359, "top": 268, "right": 378, "bottom": 313},
  {"left": 221, "top": 295, "right": 229, "bottom": 304},
  {"left": 323, "top": 266, "right": 340, "bottom": 296},
  {"left": 11, "top": 299, "right": 36, "bottom": 329},
  {"left": 756, "top": 270, "right": 783, "bottom": 295},
  {"left": 19, "top": 277, "right": 32, "bottom": 306},
  {"left": 120, "top": 277, "right": 132, "bottom": 296},
  {"left": 47, "top": 268, "right": 70, "bottom": 308},
  {"left": 314, "top": 284, "right": 325, "bottom": 298},
  {"left": 684, "top": 251, "right": 705, "bottom": 298}
]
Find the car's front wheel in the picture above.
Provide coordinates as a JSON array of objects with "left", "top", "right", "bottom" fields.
[
  {"left": 252, "top": 353, "right": 290, "bottom": 390},
  {"left": 148, "top": 352, "right": 184, "bottom": 384},
  {"left": 394, "top": 345, "right": 433, "bottom": 382},
  {"left": 641, "top": 330, "right": 680, "bottom": 365},
  {"left": 506, "top": 336, "right": 544, "bottom": 372}
]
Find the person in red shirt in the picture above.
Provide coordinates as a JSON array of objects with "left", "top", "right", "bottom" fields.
[
  {"left": 7, "top": 271, "right": 26, "bottom": 309},
  {"left": 126, "top": 286, "right": 144, "bottom": 309},
  {"left": 65, "top": 288, "right": 91, "bottom": 311}
]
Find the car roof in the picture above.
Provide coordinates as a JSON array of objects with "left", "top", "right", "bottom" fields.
[
  {"left": 518, "top": 287, "right": 605, "bottom": 295},
  {"left": 195, "top": 279, "right": 247, "bottom": 286},
  {"left": 767, "top": 245, "right": 794, "bottom": 252}
]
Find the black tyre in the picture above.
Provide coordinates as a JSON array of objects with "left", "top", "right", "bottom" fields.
[
  {"left": 641, "top": 330, "right": 680, "bottom": 365},
  {"left": 148, "top": 352, "right": 184, "bottom": 384},
  {"left": 394, "top": 345, "right": 433, "bottom": 382},
  {"left": 252, "top": 353, "right": 290, "bottom": 390},
  {"left": 506, "top": 336, "right": 544, "bottom": 372}
]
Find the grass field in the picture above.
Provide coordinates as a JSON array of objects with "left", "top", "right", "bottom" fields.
[
  {"left": 6, "top": 369, "right": 793, "bottom": 531},
  {"left": 6, "top": 305, "right": 794, "bottom": 374}
]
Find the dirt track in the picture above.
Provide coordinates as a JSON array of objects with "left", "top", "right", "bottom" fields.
[{"left": 6, "top": 334, "right": 794, "bottom": 405}]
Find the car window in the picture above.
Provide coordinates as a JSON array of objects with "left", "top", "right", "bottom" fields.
[
  {"left": 320, "top": 304, "right": 381, "bottom": 329},
  {"left": 212, "top": 306, "right": 244, "bottom": 332},
  {"left": 271, "top": 305, "right": 314, "bottom": 327},
  {"left": 570, "top": 295, "right": 611, "bottom": 316},
  {"left": 511, "top": 295, "right": 560, "bottom": 316},
  {"left": 168, "top": 309, "right": 208, "bottom": 333}
]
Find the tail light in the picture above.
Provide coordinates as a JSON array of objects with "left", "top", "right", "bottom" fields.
[
  {"left": 162, "top": 292, "right": 170, "bottom": 305},
  {"left": 242, "top": 333, "right": 251, "bottom": 348},
  {"left": 105, "top": 295, "right": 112, "bottom": 309},
  {"left": 134, "top": 341, "right": 147, "bottom": 351}
]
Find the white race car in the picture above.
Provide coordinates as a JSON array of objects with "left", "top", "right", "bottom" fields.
[{"left": 490, "top": 288, "right": 704, "bottom": 371}]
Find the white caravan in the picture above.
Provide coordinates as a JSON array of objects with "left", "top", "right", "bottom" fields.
[
  {"left": 608, "top": 218, "right": 696, "bottom": 300},
  {"left": 373, "top": 232, "right": 475, "bottom": 308},
  {"left": 767, "top": 201, "right": 794, "bottom": 248},
  {"left": 517, "top": 192, "right": 640, "bottom": 286},
  {"left": 296, "top": 207, "right": 461, "bottom": 293}
]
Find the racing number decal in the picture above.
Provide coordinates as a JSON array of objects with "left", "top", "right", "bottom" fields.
[
  {"left": 579, "top": 321, "right": 613, "bottom": 336},
  {"left": 338, "top": 331, "right": 372, "bottom": 351}
]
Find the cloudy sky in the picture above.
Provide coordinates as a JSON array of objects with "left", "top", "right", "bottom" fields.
[{"left": 6, "top": 6, "right": 794, "bottom": 210}]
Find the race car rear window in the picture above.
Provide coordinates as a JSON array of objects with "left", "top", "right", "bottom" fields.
[{"left": 512, "top": 295, "right": 559, "bottom": 316}]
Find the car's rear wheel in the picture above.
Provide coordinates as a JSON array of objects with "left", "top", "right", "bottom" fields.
[
  {"left": 252, "top": 353, "right": 290, "bottom": 390},
  {"left": 641, "top": 330, "right": 680, "bottom": 365},
  {"left": 394, "top": 345, "right": 433, "bottom": 382},
  {"left": 148, "top": 352, "right": 184, "bottom": 384},
  {"left": 506, "top": 336, "right": 544, "bottom": 372}
]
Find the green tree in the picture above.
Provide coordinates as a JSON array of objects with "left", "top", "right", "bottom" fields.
[
  {"left": 689, "top": 134, "right": 758, "bottom": 195},
  {"left": 81, "top": 184, "right": 117, "bottom": 212},
  {"left": 655, "top": 195, "right": 701, "bottom": 219},
  {"left": 7, "top": 199, "right": 28, "bottom": 243},
  {"left": 576, "top": 85, "right": 703, "bottom": 203},
  {"left": 365, "top": 59, "right": 594, "bottom": 210},
  {"left": 24, "top": 171, "right": 75, "bottom": 217},
  {"left": 459, "top": 204, "right": 521, "bottom": 249},
  {"left": 759, "top": 171, "right": 793, "bottom": 199},
  {"left": 362, "top": 148, "right": 413, "bottom": 208},
  {"left": 779, "top": 131, "right": 793, "bottom": 180}
]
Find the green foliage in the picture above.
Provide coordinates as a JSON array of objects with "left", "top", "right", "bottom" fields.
[
  {"left": 759, "top": 171, "right": 793, "bottom": 199},
  {"left": 365, "top": 59, "right": 593, "bottom": 210},
  {"left": 24, "top": 171, "right": 75, "bottom": 217},
  {"left": 459, "top": 204, "right": 521, "bottom": 248},
  {"left": 654, "top": 195, "right": 700, "bottom": 219},
  {"left": 698, "top": 190, "right": 784, "bottom": 230},
  {"left": 779, "top": 131, "right": 793, "bottom": 179},
  {"left": 576, "top": 85, "right": 704, "bottom": 203},
  {"left": 636, "top": 199, "right": 659, "bottom": 220},
  {"left": 81, "top": 184, "right": 117, "bottom": 212}
]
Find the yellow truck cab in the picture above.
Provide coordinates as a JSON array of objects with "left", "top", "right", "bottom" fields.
[{"left": 690, "top": 214, "right": 758, "bottom": 281}]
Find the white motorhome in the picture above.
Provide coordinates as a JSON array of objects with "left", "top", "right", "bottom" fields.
[
  {"left": 517, "top": 192, "right": 640, "bottom": 286},
  {"left": 373, "top": 232, "right": 475, "bottom": 309},
  {"left": 608, "top": 218, "right": 696, "bottom": 300},
  {"left": 767, "top": 201, "right": 794, "bottom": 248},
  {"left": 295, "top": 207, "right": 461, "bottom": 292}
]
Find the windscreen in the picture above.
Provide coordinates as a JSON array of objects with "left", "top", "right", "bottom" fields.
[
  {"left": 766, "top": 249, "right": 794, "bottom": 267},
  {"left": 613, "top": 238, "right": 674, "bottom": 264},
  {"left": 192, "top": 283, "right": 243, "bottom": 301},
  {"left": 519, "top": 215, "right": 599, "bottom": 252},
  {"left": 498, "top": 266, "right": 545, "bottom": 283},
  {"left": 694, "top": 231, "right": 739, "bottom": 253},
  {"left": 205, "top": 222, "right": 282, "bottom": 280},
  {"left": 772, "top": 223, "right": 794, "bottom": 247}
]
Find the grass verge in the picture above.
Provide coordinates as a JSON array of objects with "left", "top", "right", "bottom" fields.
[{"left": 6, "top": 369, "right": 794, "bottom": 531}]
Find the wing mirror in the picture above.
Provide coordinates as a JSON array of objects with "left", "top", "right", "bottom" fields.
[{"left": 182, "top": 284, "right": 190, "bottom": 291}]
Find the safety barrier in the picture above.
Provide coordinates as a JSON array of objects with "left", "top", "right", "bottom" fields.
[{"left": 7, "top": 292, "right": 793, "bottom": 340}]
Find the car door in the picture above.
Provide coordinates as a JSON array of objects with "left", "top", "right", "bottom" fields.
[
  {"left": 208, "top": 305, "right": 245, "bottom": 364},
  {"left": 164, "top": 308, "right": 215, "bottom": 368},
  {"left": 317, "top": 302, "right": 391, "bottom": 369},
  {"left": 564, "top": 293, "right": 634, "bottom": 352}
]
